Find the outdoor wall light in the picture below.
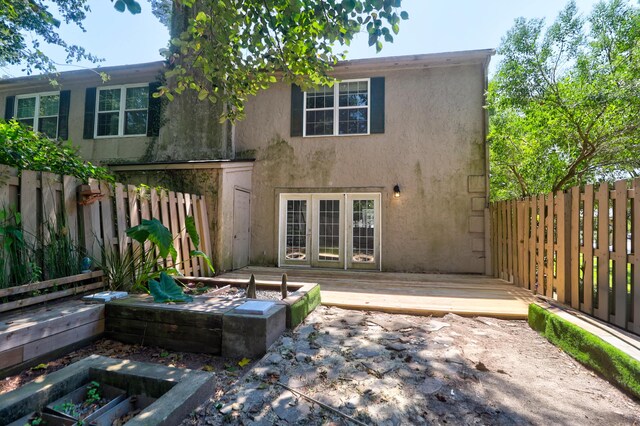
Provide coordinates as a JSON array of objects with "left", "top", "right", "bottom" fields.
[{"left": 393, "top": 184, "right": 401, "bottom": 198}]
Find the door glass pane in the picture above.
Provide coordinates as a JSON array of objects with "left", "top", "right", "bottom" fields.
[
  {"left": 286, "top": 200, "right": 307, "bottom": 260},
  {"left": 352, "top": 199, "right": 375, "bottom": 263},
  {"left": 319, "top": 200, "right": 340, "bottom": 261}
]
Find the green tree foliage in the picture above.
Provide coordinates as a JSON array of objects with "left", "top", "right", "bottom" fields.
[
  {"left": 0, "top": 0, "right": 105, "bottom": 75},
  {"left": 0, "top": 120, "right": 114, "bottom": 182},
  {"left": 155, "top": 0, "right": 408, "bottom": 121},
  {"left": 488, "top": 0, "right": 640, "bottom": 201},
  {"left": 3, "top": 0, "right": 407, "bottom": 122}
]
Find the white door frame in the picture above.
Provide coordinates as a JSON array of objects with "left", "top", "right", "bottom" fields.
[{"left": 278, "top": 192, "right": 382, "bottom": 270}]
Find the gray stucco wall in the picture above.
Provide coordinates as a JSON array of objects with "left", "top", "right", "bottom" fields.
[
  {"left": 0, "top": 66, "right": 162, "bottom": 164},
  {"left": 235, "top": 62, "right": 489, "bottom": 273}
]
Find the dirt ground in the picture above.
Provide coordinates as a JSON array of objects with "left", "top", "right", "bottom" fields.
[
  {"left": 2, "top": 306, "right": 639, "bottom": 425},
  {"left": 185, "top": 306, "right": 640, "bottom": 425}
]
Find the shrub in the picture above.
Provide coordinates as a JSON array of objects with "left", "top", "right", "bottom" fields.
[{"left": 0, "top": 120, "right": 114, "bottom": 182}]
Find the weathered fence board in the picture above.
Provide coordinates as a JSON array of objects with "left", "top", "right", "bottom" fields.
[
  {"left": 0, "top": 168, "right": 213, "bottom": 292},
  {"left": 491, "top": 177, "right": 638, "bottom": 334}
]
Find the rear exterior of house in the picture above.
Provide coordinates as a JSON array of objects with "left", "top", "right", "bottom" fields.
[
  {"left": 0, "top": 49, "right": 493, "bottom": 274},
  {"left": 235, "top": 50, "right": 493, "bottom": 273}
]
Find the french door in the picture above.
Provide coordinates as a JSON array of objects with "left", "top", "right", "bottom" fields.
[{"left": 279, "top": 193, "right": 381, "bottom": 270}]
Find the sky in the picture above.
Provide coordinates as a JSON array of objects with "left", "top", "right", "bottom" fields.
[{"left": 1, "top": 0, "right": 604, "bottom": 79}]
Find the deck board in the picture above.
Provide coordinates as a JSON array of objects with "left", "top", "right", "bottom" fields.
[{"left": 219, "top": 267, "right": 535, "bottom": 319}]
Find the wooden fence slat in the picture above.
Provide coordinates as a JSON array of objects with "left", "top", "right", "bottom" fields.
[
  {"left": 114, "top": 183, "right": 127, "bottom": 256},
  {"left": 529, "top": 196, "right": 536, "bottom": 291},
  {"left": 595, "top": 182, "right": 610, "bottom": 321},
  {"left": 536, "top": 195, "right": 545, "bottom": 295},
  {"left": 545, "top": 194, "right": 554, "bottom": 298},
  {"left": 0, "top": 165, "right": 10, "bottom": 208},
  {"left": 516, "top": 201, "right": 524, "bottom": 287},
  {"left": 570, "top": 187, "right": 581, "bottom": 309},
  {"left": 184, "top": 193, "right": 197, "bottom": 276},
  {"left": 159, "top": 190, "right": 172, "bottom": 268},
  {"left": 20, "top": 170, "right": 38, "bottom": 250},
  {"left": 41, "top": 172, "right": 58, "bottom": 243},
  {"left": 556, "top": 192, "right": 570, "bottom": 303},
  {"left": 583, "top": 184, "right": 594, "bottom": 314},
  {"left": 168, "top": 191, "right": 181, "bottom": 270},
  {"left": 520, "top": 199, "right": 529, "bottom": 289},
  {"left": 199, "top": 196, "right": 212, "bottom": 275},
  {"left": 140, "top": 186, "right": 151, "bottom": 254},
  {"left": 190, "top": 193, "right": 204, "bottom": 275},
  {"left": 613, "top": 180, "right": 628, "bottom": 328},
  {"left": 62, "top": 175, "right": 79, "bottom": 247},
  {"left": 506, "top": 200, "right": 513, "bottom": 282},
  {"left": 633, "top": 178, "right": 640, "bottom": 334},
  {"left": 501, "top": 201, "right": 507, "bottom": 280},
  {"left": 490, "top": 205, "right": 497, "bottom": 277},
  {"left": 176, "top": 192, "right": 191, "bottom": 276},
  {"left": 99, "top": 182, "right": 115, "bottom": 256},
  {"left": 128, "top": 185, "right": 140, "bottom": 257},
  {"left": 88, "top": 180, "right": 102, "bottom": 263}
]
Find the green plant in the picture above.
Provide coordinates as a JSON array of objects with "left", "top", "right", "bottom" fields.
[
  {"left": 54, "top": 401, "right": 80, "bottom": 418},
  {"left": 148, "top": 272, "right": 193, "bottom": 303},
  {"left": 41, "top": 218, "right": 83, "bottom": 280},
  {"left": 85, "top": 381, "right": 101, "bottom": 405},
  {"left": 98, "top": 216, "right": 213, "bottom": 298},
  {"left": 28, "top": 413, "right": 44, "bottom": 426},
  {"left": 0, "top": 120, "right": 114, "bottom": 183},
  {"left": 0, "top": 206, "right": 40, "bottom": 288}
]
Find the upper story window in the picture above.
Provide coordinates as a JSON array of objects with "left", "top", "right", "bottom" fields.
[
  {"left": 15, "top": 92, "right": 60, "bottom": 138},
  {"left": 95, "top": 85, "right": 149, "bottom": 137},
  {"left": 304, "top": 79, "right": 369, "bottom": 137}
]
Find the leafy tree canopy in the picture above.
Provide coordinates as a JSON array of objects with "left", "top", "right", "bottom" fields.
[
  {"left": 488, "top": 0, "right": 640, "bottom": 201},
  {"left": 158, "top": 0, "right": 408, "bottom": 121},
  {"left": 0, "top": 120, "right": 114, "bottom": 182},
  {"left": 0, "top": 0, "right": 104, "bottom": 75},
  {"left": 2, "top": 0, "right": 408, "bottom": 121}
]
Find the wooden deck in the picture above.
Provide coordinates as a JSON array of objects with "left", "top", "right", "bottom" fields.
[{"left": 219, "top": 267, "right": 535, "bottom": 319}]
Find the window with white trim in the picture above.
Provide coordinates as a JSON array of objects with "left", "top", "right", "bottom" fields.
[
  {"left": 96, "top": 85, "right": 149, "bottom": 137},
  {"left": 15, "top": 93, "right": 60, "bottom": 138},
  {"left": 304, "top": 79, "right": 369, "bottom": 136}
]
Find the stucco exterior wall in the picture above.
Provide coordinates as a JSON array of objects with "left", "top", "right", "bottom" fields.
[
  {"left": 0, "top": 65, "right": 162, "bottom": 164},
  {"left": 235, "top": 61, "right": 489, "bottom": 273}
]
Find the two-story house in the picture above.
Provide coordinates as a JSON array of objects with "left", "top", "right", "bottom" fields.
[{"left": 0, "top": 49, "right": 494, "bottom": 274}]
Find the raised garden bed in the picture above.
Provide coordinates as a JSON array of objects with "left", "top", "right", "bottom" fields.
[
  {"left": 0, "top": 355, "right": 214, "bottom": 426},
  {"left": 179, "top": 276, "right": 321, "bottom": 328}
]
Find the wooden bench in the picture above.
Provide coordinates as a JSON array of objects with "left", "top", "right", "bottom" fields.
[{"left": 0, "top": 271, "right": 106, "bottom": 377}]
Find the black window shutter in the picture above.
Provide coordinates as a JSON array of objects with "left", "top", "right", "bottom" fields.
[
  {"left": 57, "top": 90, "right": 71, "bottom": 140},
  {"left": 147, "top": 81, "right": 162, "bottom": 137},
  {"left": 83, "top": 87, "right": 96, "bottom": 139},
  {"left": 370, "top": 77, "right": 385, "bottom": 134},
  {"left": 4, "top": 96, "right": 15, "bottom": 120},
  {"left": 290, "top": 84, "right": 303, "bottom": 137}
]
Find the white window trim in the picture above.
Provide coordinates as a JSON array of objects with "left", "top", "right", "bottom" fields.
[
  {"left": 94, "top": 83, "right": 149, "bottom": 138},
  {"left": 14, "top": 91, "right": 60, "bottom": 138},
  {"left": 302, "top": 78, "right": 370, "bottom": 137}
]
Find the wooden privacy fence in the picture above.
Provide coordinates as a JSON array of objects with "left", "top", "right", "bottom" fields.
[
  {"left": 0, "top": 166, "right": 212, "bottom": 287},
  {"left": 491, "top": 178, "right": 639, "bottom": 334}
]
